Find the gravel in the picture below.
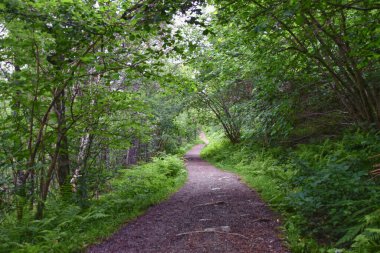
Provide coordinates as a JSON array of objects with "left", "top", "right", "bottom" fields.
[{"left": 87, "top": 144, "right": 290, "bottom": 253}]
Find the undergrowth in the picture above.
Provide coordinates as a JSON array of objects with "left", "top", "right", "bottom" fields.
[
  {"left": 201, "top": 131, "right": 380, "bottom": 253},
  {"left": 0, "top": 155, "right": 187, "bottom": 253}
]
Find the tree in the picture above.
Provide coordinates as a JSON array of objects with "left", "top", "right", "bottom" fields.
[
  {"left": 0, "top": 0, "right": 200, "bottom": 219},
  {"left": 214, "top": 0, "right": 380, "bottom": 128}
]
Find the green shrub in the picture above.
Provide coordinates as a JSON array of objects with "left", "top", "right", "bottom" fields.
[{"left": 287, "top": 131, "right": 380, "bottom": 251}]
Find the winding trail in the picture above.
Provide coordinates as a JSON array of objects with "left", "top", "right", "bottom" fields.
[{"left": 87, "top": 144, "right": 289, "bottom": 253}]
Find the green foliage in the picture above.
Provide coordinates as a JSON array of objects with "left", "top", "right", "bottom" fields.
[
  {"left": 288, "top": 131, "right": 380, "bottom": 243},
  {"left": 201, "top": 130, "right": 380, "bottom": 252},
  {"left": 149, "top": 93, "right": 199, "bottom": 154},
  {"left": 350, "top": 208, "right": 380, "bottom": 253},
  {"left": 284, "top": 131, "right": 380, "bottom": 253},
  {"left": 182, "top": 0, "right": 380, "bottom": 146},
  {"left": 0, "top": 155, "right": 187, "bottom": 252},
  {"left": 213, "top": 0, "right": 380, "bottom": 127},
  {"left": 1, "top": 0, "right": 379, "bottom": 252},
  {"left": 0, "top": 0, "right": 201, "bottom": 222}
]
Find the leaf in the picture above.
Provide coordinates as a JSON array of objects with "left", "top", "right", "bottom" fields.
[
  {"left": 295, "top": 14, "right": 304, "bottom": 25},
  {"left": 80, "top": 55, "right": 95, "bottom": 63},
  {"left": 202, "top": 29, "right": 210, "bottom": 35}
]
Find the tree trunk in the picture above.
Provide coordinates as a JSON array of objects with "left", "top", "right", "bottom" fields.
[
  {"left": 71, "top": 132, "right": 93, "bottom": 207},
  {"left": 53, "top": 89, "right": 71, "bottom": 199},
  {"left": 125, "top": 139, "right": 139, "bottom": 166}
]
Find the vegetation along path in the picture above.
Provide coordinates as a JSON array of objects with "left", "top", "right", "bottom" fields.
[{"left": 87, "top": 144, "right": 289, "bottom": 253}]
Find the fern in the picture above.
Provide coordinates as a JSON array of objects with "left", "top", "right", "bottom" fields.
[
  {"left": 82, "top": 211, "right": 110, "bottom": 221},
  {"left": 349, "top": 208, "right": 380, "bottom": 252},
  {"left": 337, "top": 224, "right": 366, "bottom": 246}
]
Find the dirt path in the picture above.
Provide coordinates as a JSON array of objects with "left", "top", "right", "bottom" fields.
[
  {"left": 199, "top": 132, "right": 209, "bottom": 145},
  {"left": 87, "top": 145, "right": 289, "bottom": 253}
]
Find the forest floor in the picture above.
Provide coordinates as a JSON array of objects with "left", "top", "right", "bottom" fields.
[{"left": 87, "top": 144, "right": 289, "bottom": 253}]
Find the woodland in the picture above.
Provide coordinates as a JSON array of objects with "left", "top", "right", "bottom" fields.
[{"left": 0, "top": 0, "right": 379, "bottom": 252}]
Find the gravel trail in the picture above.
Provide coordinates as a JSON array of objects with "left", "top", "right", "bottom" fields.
[{"left": 87, "top": 144, "right": 289, "bottom": 253}]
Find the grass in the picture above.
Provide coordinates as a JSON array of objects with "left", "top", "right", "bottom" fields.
[{"left": 0, "top": 155, "right": 187, "bottom": 253}]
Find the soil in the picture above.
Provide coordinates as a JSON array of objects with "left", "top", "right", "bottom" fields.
[{"left": 87, "top": 144, "right": 289, "bottom": 253}]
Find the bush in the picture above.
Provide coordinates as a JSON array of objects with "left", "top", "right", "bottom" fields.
[{"left": 288, "top": 131, "right": 380, "bottom": 251}]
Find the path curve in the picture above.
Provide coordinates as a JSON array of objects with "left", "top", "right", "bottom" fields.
[{"left": 87, "top": 145, "right": 289, "bottom": 253}]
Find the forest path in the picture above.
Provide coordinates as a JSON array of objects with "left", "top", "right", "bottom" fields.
[{"left": 87, "top": 144, "right": 289, "bottom": 253}]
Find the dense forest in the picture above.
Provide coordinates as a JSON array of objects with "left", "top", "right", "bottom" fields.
[{"left": 0, "top": 0, "right": 379, "bottom": 252}]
